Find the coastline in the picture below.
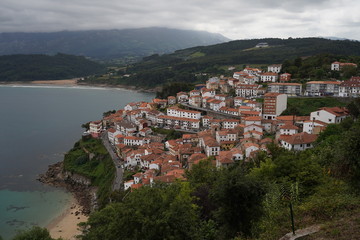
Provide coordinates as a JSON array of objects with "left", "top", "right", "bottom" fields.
[
  {"left": 46, "top": 196, "right": 88, "bottom": 240},
  {"left": 0, "top": 78, "right": 158, "bottom": 93},
  {"left": 38, "top": 162, "right": 95, "bottom": 239}
]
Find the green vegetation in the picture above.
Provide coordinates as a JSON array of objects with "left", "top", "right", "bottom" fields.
[
  {"left": 156, "top": 82, "right": 195, "bottom": 99},
  {"left": 63, "top": 138, "right": 115, "bottom": 207},
  {"left": 281, "top": 97, "right": 348, "bottom": 116},
  {"left": 82, "top": 38, "right": 360, "bottom": 87},
  {"left": 0, "top": 53, "right": 106, "bottom": 82},
  {"left": 282, "top": 53, "right": 360, "bottom": 80},
  {"left": 12, "top": 226, "right": 60, "bottom": 240},
  {"left": 151, "top": 127, "right": 183, "bottom": 140},
  {"left": 77, "top": 98, "right": 360, "bottom": 240}
]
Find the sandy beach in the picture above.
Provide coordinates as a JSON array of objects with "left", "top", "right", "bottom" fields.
[
  {"left": 47, "top": 197, "right": 88, "bottom": 240},
  {"left": 30, "top": 79, "right": 79, "bottom": 85}
]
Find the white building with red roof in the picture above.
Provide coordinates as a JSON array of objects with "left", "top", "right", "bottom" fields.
[
  {"left": 279, "top": 132, "right": 317, "bottom": 151},
  {"left": 89, "top": 120, "right": 102, "bottom": 138},
  {"left": 305, "top": 81, "right": 341, "bottom": 96},
  {"left": 310, "top": 107, "right": 349, "bottom": 124},
  {"left": 339, "top": 78, "right": 360, "bottom": 97},
  {"left": 279, "top": 124, "right": 299, "bottom": 136},
  {"left": 331, "top": 61, "right": 357, "bottom": 71},
  {"left": 167, "top": 107, "right": 201, "bottom": 119},
  {"left": 236, "top": 84, "right": 259, "bottom": 97},
  {"left": 268, "top": 64, "right": 282, "bottom": 73},
  {"left": 260, "top": 72, "right": 278, "bottom": 82},
  {"left": 303, "top": 120, "right": 328, "bottom": 134}
]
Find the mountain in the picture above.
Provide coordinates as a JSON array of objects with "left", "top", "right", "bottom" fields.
[
  {"left": 0, "top": 54, "right": 106, "bottom": 82},
  {"left": 96, "top": 37, "right": 360, "bottom": 87},
  {"left": 0, "top": 28, "right": 230, "bottom": 61}
]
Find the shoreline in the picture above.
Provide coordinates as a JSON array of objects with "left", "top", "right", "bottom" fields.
[
  {"left": 0, "top": 79, "right": 158, "bottom": 93},
  {"left": 38, "top": 162, "right": 95, "bottom": 239},
  {"left": 46, "top": 196, "right": 88, "bottom": 240}
]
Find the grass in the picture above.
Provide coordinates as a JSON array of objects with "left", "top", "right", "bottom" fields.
[
  {"left": 63, "top": 138, "right": 115, "bottom": 207},
  {"left": 254, "top": 179, "right": 360, "bottom": 240},
  {"left": 189, "top": 51, "right": 206, "bottom": 58},
  {"left": 286, "top": 97, "right": 347, "bottom": 116}
]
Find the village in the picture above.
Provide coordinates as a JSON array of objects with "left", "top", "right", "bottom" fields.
[{"left": 87, "top": 61, "right": 355, "bottom": 191}]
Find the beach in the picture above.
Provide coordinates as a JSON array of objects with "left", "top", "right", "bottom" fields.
[
  {"left": 30, "top": 79, "right": 79, "bottom": 85},
  {"left": 0, "top": 78, "right": 158, "bottom": 92},
  {"left": 47, "top": 197, "right": 88, "bottom": 240}
]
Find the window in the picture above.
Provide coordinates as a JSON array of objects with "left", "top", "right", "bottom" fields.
[{"left": 329, "top": 119, "right": 332, "bottom": 122}]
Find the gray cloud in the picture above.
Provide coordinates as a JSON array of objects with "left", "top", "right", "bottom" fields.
[{"left": 0, "top": 0, "right": 359, "bottom": 40}]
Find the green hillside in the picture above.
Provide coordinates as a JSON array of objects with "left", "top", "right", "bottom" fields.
[
  {"left": 85, "top": 37, "right": 360, "bottom": 87},
  {"left": 0, "top": 54, "right": 106, "bottom": 82}
]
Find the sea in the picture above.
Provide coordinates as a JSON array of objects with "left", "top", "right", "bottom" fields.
[{"left": 0, "top": 84, "right": 154, "bottom": 239}]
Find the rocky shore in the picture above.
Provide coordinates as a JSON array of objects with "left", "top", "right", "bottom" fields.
[{"left": 38, "top": 162, "right": 94, "bottom": 215}]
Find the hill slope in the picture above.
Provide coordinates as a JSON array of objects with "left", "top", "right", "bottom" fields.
[
  {"left": 111, "top": 37, "right": 360, "bottom": 87},
  {"left": 0, "top": 28, "right": 229, "bottom": 61},
  {"left": 0, "top": 54, "right": 106, "bottom": 82}
]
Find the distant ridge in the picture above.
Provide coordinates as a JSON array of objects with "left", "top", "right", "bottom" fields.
[{"left": 0, "top": 27, "right": 230, "bottom": 61}]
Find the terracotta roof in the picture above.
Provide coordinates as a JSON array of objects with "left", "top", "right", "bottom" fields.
[
  {"left": 307, "top": 81, "right": 341, "bottom": 85},
  {"left": 244, "top": 116, "right": 262, "bottom": 121},
  {"left": 264, "top": 92, "right": 283, "bottom": 97},
  {"left": 243, "top": 143, "right": 260, "bottom": 149},
  {"left": 280, "top": 124, "right": 299, "bottom": 130},
  {"left": 279, "top": 132, "right": 317, "bottom": 145},
  {"left": 262, "top": 72, "right": 278, "bottom": 76},
  {"left": 107, "top": 128, "right": 116, "bottom": 133},
  {"left": 319, "top": 107, "right": 348, "bottom": 117},
  {"left": 159, "top": 115, "right": 200, "bottom": 123},
  {"left": 268, "top": 83, "right": 301, "bottom": 86}
]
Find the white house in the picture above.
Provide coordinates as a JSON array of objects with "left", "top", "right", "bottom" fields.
[
  {"left": 279, "top": 132, "right": 317, "bottom": 151},
  {"left": 222, "top": 119, "right": 240, "bottom": 129},
  {"left": 279, "top": 124, "right": 299, "bottom": 136},
  {"left": 303, "top": 120, "right": 327, "bottom": 134},
  {"left": 236, "top": 84, "right": 259, "bottom": 97},
  {"left": 89, "top": 120, "right": 102, "bottom": 138},
  {"left": 339, "top": 78, "right": 360, "bottom": 97},
  {"left": 167, "top": 107, "right": 201, "bottom": 119},
  {"left": 243, "top": 143, "right": 260, "bottom": 158},
  {"left": 268, "top": 64, "right": 282, "bottom": 73},
  {"left": 260, "top": 72, "right": 278, "bottom": 82},
  {"left": 310, "top": 107, "right": 348, "bottom": 124}
]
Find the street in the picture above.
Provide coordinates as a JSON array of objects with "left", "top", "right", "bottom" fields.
[{"left": 101, "top": 131, "right": 123, "bottom": 191}]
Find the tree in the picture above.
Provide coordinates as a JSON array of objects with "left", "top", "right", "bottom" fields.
[
  {"left": 12, "top": 227, "right": 56, "bottom": 240},
  {"left": 83, "top": 183, "right": 201, "bottom": 240},
  {"left": 211, "top": 167, "right": 265, "bottom": 238},
  {"left": 342, "top": 65, "right": 357, "bottom": 79}
]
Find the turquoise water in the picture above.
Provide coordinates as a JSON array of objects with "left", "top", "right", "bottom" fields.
[
  {"left": 0, "top": 190, "right": 72, "bottom": 239},
  {"left": 0, "top": 85, "right": 154, "bottom": 239}
]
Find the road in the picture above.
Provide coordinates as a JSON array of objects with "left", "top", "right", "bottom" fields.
[
  {"left": 101, "top": 131, "right": 123, "bottom": 191},
  {"left": 180, "top": 103, "right": 241, "bottom": 119}
]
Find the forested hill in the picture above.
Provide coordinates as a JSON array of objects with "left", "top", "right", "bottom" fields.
[
  {"left": 109, "top": 37, "right": 360, "bottom": 87},
  {"left": 0, "top": 54, "right": 106, "bottom": 82},
  {"left": 0, "top": 28, "right": 229, "bottom": 61}
]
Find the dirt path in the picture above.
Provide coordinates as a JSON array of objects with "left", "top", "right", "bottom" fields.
[{"left": 279, "top": 225, "right": 321, "bottom": 240}]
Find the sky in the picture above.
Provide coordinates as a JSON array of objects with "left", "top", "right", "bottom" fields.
[{"left": 1, "top": 0, "right": 359, "bottom": 40}]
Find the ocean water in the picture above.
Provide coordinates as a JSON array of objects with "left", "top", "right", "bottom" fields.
[{"left": 0, "top": 85, "right": 154, "bottom": 239}]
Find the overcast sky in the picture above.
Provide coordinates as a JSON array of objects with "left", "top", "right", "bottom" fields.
[{"left": 1, "top": 0, "right": 359, "bottom": 40}]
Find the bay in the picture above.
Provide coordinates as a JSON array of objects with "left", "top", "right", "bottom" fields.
[{"left": 0, "top": 85, "right": 154, "bottom": 239}]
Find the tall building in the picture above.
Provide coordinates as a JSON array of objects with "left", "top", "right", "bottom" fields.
[{"left": 263, "top": 93, "right": 287, "bottom": 120}]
